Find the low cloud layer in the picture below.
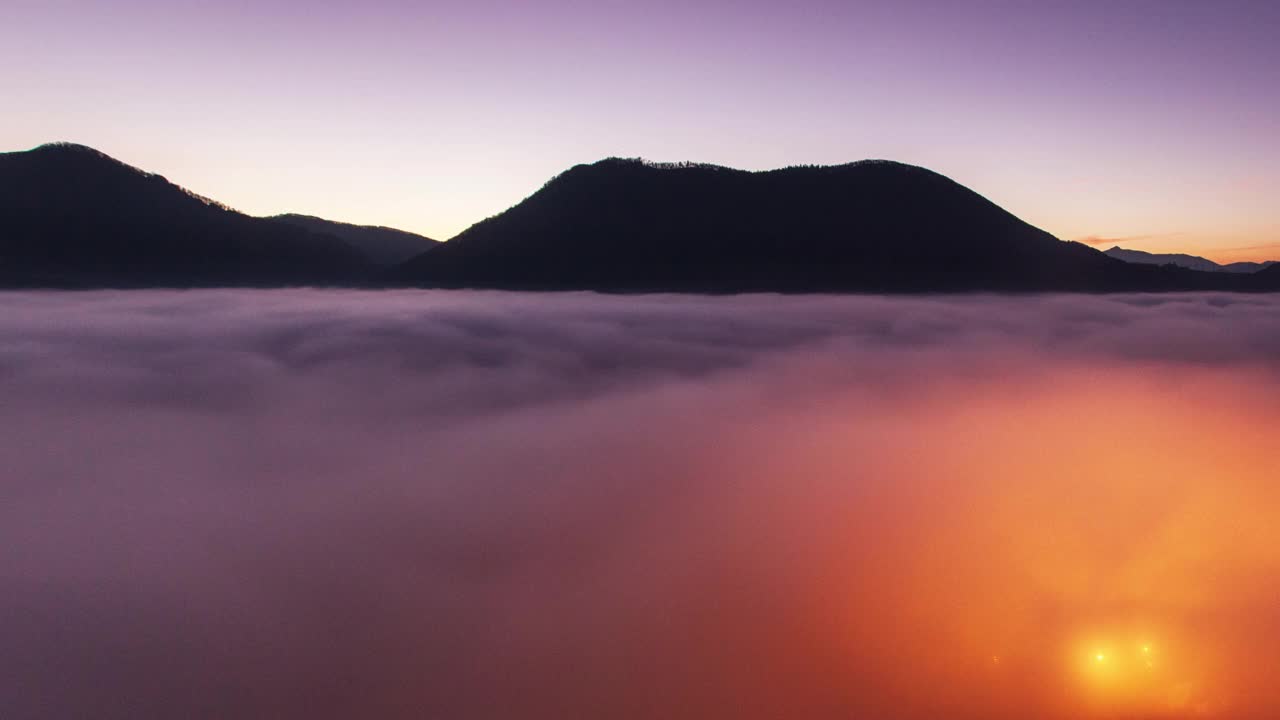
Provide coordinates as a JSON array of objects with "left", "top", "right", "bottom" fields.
[{"left": 2, "top": 290, "right": 1279, "bottom": 719}]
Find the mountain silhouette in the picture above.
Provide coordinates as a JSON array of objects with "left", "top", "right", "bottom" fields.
[
  {"left": 0, "top": 143, "right": 372, "bottom": 287},
  {"left": 270, "top": 214, "right": 437, "bottom": 266},
  {"left": 1104, "top": 246, "right": 1277, "bottom": 274},
  {"left": 392, "top": 158, "right": 1278, "bottom": 293},
  {"left": 3, "top": 145, "right": 1277, "bottom": 292}
]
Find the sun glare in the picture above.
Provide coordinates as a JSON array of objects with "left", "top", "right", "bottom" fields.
[{"left": 1065, "top": 631, "right": 1219, "bottom": 716}]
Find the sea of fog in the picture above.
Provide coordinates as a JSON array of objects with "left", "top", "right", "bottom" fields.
[{"left": 2, "top": 289, "right": 1279, "bottom": 720}]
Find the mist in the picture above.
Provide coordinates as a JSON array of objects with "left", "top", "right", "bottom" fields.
[{"left": 2, "top": 290, "right": 1278, "bottom": 719}]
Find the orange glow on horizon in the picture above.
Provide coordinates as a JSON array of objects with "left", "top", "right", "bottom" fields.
[{"left": 1077, "top": 235, "right": 1280, "bottom": 265}]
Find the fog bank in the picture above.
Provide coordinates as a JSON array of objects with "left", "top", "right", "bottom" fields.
[{"left": 2, "top": 290, "right": 1278, "bottom": 719}]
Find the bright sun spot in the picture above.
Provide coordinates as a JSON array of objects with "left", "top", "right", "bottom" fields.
[{"left": 1074, "top": 635, "right": 1185, "bottom": 712}]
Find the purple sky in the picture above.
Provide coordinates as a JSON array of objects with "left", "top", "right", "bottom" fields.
[{"left": 4, "top": 0, "right": 1278, "bottom": 260}]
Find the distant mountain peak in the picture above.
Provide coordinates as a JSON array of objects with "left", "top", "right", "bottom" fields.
[{"left": 1104, "top": 246, "right": 1276, "bottom": 274}]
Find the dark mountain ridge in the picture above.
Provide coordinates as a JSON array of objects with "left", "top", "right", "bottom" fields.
[
  {"left": 1256, "top": 263, "right": 1280, "bottom": 283},
  {"left": 269, "top": 213, "right": 438, "bottom": 266},
  {"left": 3, "top": 144, "right": 1277, "bottom": 292},
  {"left": 393, "top": 158, "right": 1278, "bottom": 293},
  {"left": 0, "top": 143, "right": 370, "bottom": 287}
]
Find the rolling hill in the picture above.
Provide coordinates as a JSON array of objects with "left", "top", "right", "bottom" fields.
[
  {"left": 0, "top": 143, "right": 371, "bottom": 287},
  {"left": 270, "top": 214, "right": 438, "bottom": 266},
  {"left": 3, "top": 145, "right": 1276, "bottom": 293},
  {"left": 392, "top": 158, "right": 1277, "bottom": 293}
]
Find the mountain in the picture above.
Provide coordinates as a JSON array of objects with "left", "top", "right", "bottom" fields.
[
  {"left": 0, "top": 143, "right": 371, "bottom": 287},
  {"left": 1257, "top": 263, "right": 1280, "bottom": 284},
  {"left": 1222, "top": 260, "right": 1279, "bottom": 273},
  {"left": 1104, "top": 246, "right": 1277, "bottom": 274},
  {"left": 392, "top": 158, "right": 1277, "bottom": 293},
  {"left": 3, "top": 145, "right": 1277, "bottom": 293},
  {"left": 270, "top": 214, "right": 437, "bottom": 266},
  {"left": 1104, "top": 247, "right": 1225, "bottom": 273}
]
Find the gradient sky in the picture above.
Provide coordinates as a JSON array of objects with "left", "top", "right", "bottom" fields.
[{"left": 4, "top": 0, "right": 1278, "bottom": 261}]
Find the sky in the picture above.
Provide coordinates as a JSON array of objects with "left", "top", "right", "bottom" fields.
[{"left": 3, "top": 0, "right": 1278, "bottom": 261}]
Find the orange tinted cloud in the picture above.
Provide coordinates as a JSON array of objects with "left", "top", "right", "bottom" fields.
[{"left": 1076, "top": 233, "right": 1184, "bottom": 248}]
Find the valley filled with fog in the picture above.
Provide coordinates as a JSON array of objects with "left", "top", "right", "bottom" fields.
[{"left": 3, "top": 290, "right": 1278, "bottom": 720}]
